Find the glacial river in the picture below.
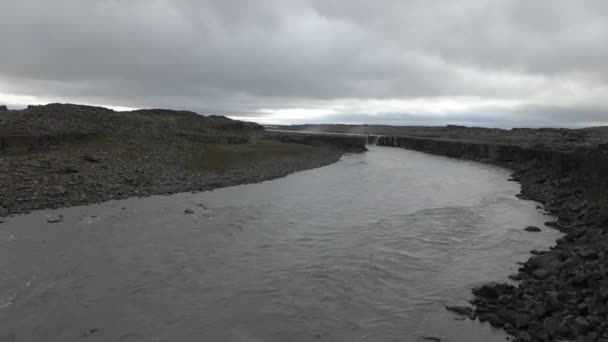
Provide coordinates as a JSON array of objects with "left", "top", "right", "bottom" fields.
[{"left": 0, "top": 146, "right": 561, "bottom": 342}]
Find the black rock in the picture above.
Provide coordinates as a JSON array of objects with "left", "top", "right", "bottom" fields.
[
  {"left": 445, "top": 305, "right": 476, "bottom": 319},
  {"left": 524, "top": 226, "right": 542, "bottom": 232},
  {"left": 508, "top": 273, "right": 522, "bottom": 281},
  {"left": 47, "top": 217, "right": 63, "bottom": 223},
  {"left": 184, "top": 208, "right": 195, "bottom": 214},
  {"left": 481, "top": 313, "right": 505, "bottom": 327},
  {"left": 532, "top": 269, "right": 551, "bottom": 279},
  {"left": 83, "top": 154, "right": 100, "bottom": 163},
  {"left": 63, "top": 166, "right": 79, "bottom": 174},
  {"left": 473, "top": 282, "right": 513, "bottom": 300},
  {"left": 545, "top": 221, "right": 559, "bottom": 228}
]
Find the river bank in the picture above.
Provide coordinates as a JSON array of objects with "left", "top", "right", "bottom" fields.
[
  {"left": 0, "top": 104, "right": 366, "bottom": 216},
  {"left": 369, "top": 134, "right": 608, "bottom": 341}
]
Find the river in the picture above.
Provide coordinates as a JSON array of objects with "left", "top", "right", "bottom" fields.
[{"left": 0, "top": 146, "right": 561, "bottom": 342}]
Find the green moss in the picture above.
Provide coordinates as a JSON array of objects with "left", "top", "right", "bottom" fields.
[{"left": 187, "top": 140, "right": 315, "bottom": 171}]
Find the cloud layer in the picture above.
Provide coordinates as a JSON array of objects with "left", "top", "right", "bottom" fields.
[{"left": 1, "top": 0, "right": 607, "bottom": 126}]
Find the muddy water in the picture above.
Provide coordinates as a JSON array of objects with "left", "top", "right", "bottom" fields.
[{"left": 0, "top": 146, "right": 561, "bottom": 342}]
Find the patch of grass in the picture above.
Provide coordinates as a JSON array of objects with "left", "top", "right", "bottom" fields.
[{"left": 187, "top": 140, "right": 315, "bottom": 171}]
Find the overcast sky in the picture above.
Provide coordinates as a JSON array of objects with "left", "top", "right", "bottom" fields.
[{"left": 1, "top": 1, "right": 608, "bottom": 127}]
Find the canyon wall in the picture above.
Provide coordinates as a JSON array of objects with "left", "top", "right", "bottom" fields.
[{"left": 373, "top": 135, "right": 608, "bottom": 187}]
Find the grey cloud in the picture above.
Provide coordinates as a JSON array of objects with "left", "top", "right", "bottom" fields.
[
  {"left": 291, "top": 105, "right": 608, "bottom": 128},
  {"left": 1, "top": 1, "right": 607, "bottom": 126}
]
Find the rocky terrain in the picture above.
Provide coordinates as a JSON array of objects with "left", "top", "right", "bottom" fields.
[{"left": 0, "top": 104, "right": 365, "bottom": 216}]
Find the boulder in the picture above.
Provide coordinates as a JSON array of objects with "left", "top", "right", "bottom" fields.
[
  {"left": 83, "top": 154, "right": 100, "bottom": 163},
  {"left": 445, "top": 305, "right": 476, "bottom": 319},
  {"left": 47, "top": 216, "right": 63, "bottom": 223},
  {"left": 473, "top": 282, "right": 513, "bottom": 300},
  {"left": 527, "top": 253, "right": 562, "bottom": 270}
]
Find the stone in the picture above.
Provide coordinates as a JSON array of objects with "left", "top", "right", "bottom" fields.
[
  {"left": 184, "top": 209, "right": 195, "bottom": 214},
  {"left": 445, "top": 305, "right": 475, "bottom": 319},
  {"left": 532, "top": 269, "right": 551, "bottom": 279},
  {"left": 545, "top": 221, "right": 559, "bottom": 228},
  {"left": 0, "top": 207, "right": 8, "bottom": 216},
  {"left": 527, "top": 253, "right": 562, "bottom": 270},
  {"left": 83, "top": 154, "right": 100, "bottom": 163},
  {"left": 55, "top": 186, "right": 68, "bottom": 195},
  {"left": 575, "top": 316, "right": 590, "bottom": 327},
  {"left": 496, "top": 308, "right": 530, "bottom": 328},
  {"left": 63, "top": 166, "right": 79, "bottom": 174},
  {"left": 543, "top": 317, "right": 564, "bottom": 337},
  {"left": 47, "top": 216, "right": 63, "bottom": 223},
  {"left": 524, "top": 226, "right": 542, "bottom": 232},
  {"left": 508, "top": 273, "right": 522, "bottom": 281},
  {"left": 482, "top": 313, "right": 505, "bottom": 327},
  {"left": 517, "top": 331, "right": 533, "bottom": 342},
  {"left": 577, "top": 249, "right": 598, "bottom": 259},
  {"left": 473, "top": 282, "right": 513, "bottom": 300}
]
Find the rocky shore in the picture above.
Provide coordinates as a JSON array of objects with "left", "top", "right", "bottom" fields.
[
  {"left": 370, "top": 132, "right": 608, "bottom": 341},
  {"left": 0, "top": 104, "right": 366, "bottom": 216}
]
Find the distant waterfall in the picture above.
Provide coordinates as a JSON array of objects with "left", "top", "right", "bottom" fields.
[{"left": 365, "top": 135, "right": 380, "bottom": 145}]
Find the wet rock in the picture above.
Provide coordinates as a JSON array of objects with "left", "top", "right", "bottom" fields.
[
  {"left": 62, "top": 166, "right": 79, "bottom": 174},
  {"left": 496, "top": 308, "right": 530, "bottom": 328},
  {"left": 545, "top": 221, "right": 559, "bottom": 228},
  {"left": 445, "top": 305, "right": 476, "bottom": 319},
  {"left": 47, "top": 216, "right": 63, "bottom": 223},
  {"left": 184, "top": 209, "right": 195, "bottom": 214},
  {"left": 508, "top": 273, "right": 522, "bottom": 281},
  {"left": 532, "top": 269, "right": 551, "bottom": 279},
  {"left": 83, "top": 154, "right": 100, "bottom": 163},
  {"left": 516, "top": 331, "right": 533, "bottom": 342},
  {"left": 55, "top": 186, "right": 68, "bottom": 195},
  {"left": 524, "top": 226, "right": 541, "bottom": 232},
  {"left": 527, "top": 253, "right": 562, "bottom": 270},
  {"left": 473, "top": 282, "right": 513, "bottom": 300},
  {"left": 480, "top": 313, "right": 505, "bottom": 327},
  {"left": 543, "top": 317, "right": 565, "bottom": 338},
  {"left": 577, "top": 249, "right": 598, "bottom": 259}
]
